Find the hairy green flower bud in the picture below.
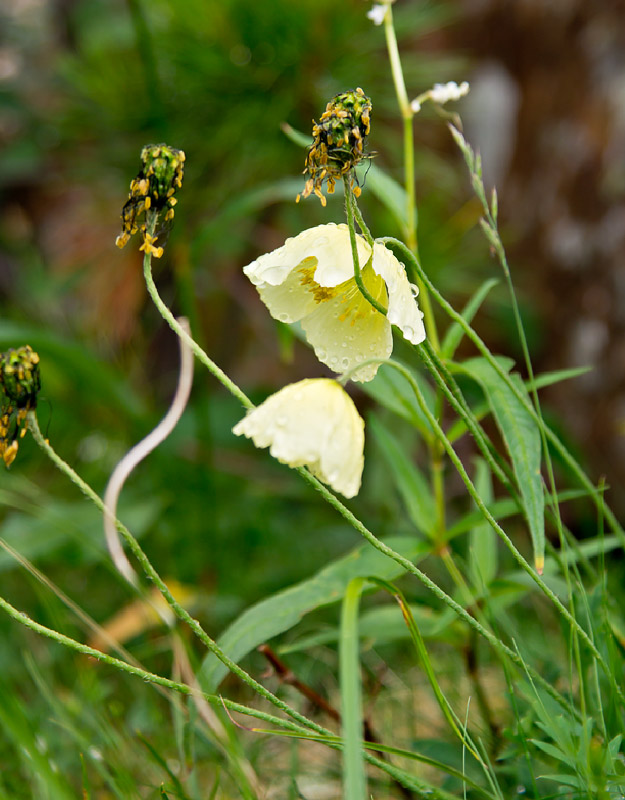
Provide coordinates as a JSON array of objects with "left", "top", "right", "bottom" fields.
[
  {"left": 0, "top": 345, "right": 41, "bottom": 467},
  {"left": 298, "top": 88, "right": 372, "bottom": 206},
  {"left": 116, "top": 144, "right": 185, "bottom": 257}
]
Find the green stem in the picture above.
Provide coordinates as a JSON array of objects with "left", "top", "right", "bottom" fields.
[
  {"left": 144, "top": 214, "right": 253, "bottom": 410},
  {"left": 27, "top": 413, "right": 331, "bottom": 738},
  {"left": 381, "top": 235, "right": 625, "bottom": 551},
  {"left": 382, "top": 5, "right": 439, "bottom": 353},
  {"left": 293, "top": 464, "right": 578, "bottom": 720},
  {"left": 355, "top": 359, "right": 625, "bottom": 708},
  {"left": 0, "top": 590, "right": 307, "bottom": 736},
  {"left": 0, "top": 508, "right": 451, "bottom": 799},
  {"left": 343, "top": 176, "right": 387, "bottom": 316},
  {"left": 350, "top": 198, "right": 374, "bottom": 248}
]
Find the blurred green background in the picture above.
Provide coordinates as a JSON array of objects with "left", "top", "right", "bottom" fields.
[{"left": 1, "top": 0, "right": 623, "bottom": 795}]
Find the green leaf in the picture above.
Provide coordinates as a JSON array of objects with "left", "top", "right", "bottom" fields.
[
  {"left": 469, "top": 458, "right": 497, "bottom": 588},
  {"left": 197, "top": 536, "right": 429, "bottom": 691},
  {"left": 369, "top": 413, "right": 436, "bottom": 538},
  {"left": 458, "top": 357, "right": 545, "bottom": 572},
  {"left": 280, "top": 604, "right": 458, "bottom": 652},
  {"left": 340, "top": 578, "right": 367, "bottom": 800},
  {"left": 360, "top": 361, "right": 434, "bottom": 437},
  {"left": 441, "top": 278, "right": 499, "bottom": 359},
  {"left": 526, "top": 365, "right": 592, "bottom": 392}
]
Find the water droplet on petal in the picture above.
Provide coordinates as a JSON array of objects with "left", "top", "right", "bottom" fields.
[
  {"left": 278, "top": 313, "right": 289, "bottom": 322},
  {"left": 329, "top": 356, "right": 339, "bottom": 366},
  {"left": 403, "top": 325, "right": 414, "bottom": 340},
  {"left": 341, "top": 357, "right": 350, "bottom": 369},
  {"left": 317, "top": 347, "right": 327, "bottom": 359},
  {"left": 410, "top": 283, "right": 419, "bottom": 299}
]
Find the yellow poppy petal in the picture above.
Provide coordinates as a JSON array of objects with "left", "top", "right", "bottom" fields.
[
  {"left": 302, "top": 268, "right": 391, "bottom": 382},
  {"left": 233, "top": 379, "right": 364, "bottom": 498},
  {"left": 243, "top": 223, "right": 369, "bottom": 289},
  {"left": 372, "top": 243, "right": 426, "bottom": 345}
]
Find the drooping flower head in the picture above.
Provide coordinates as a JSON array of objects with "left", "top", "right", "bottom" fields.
[
  {"left": 298, "top": 88, "right": 372, "bottom": 206},
  {"left": 116, "top": 143, "right": 185, "bottom": 257},
  {"left": 0, "top": 345, "right": 41, "bottom": 467},
  {"left": 233, "top": 379, "right": 364, "bottom": 498},
  {"left": 243, "top": 223, "right": 425, "bottom": 382}
]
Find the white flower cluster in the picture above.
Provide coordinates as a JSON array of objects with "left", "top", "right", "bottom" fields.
[
  {"left": 367, "top": 4, "right": 388, "bottom": 26},
  {"left": 411, "top": 80, "right": 470, "bottom": 113}
]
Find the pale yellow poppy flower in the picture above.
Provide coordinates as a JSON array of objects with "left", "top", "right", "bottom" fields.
[
  {"left": 243, "top": 223, "right": 425, "bottom": 382},
  {"left": 233, "top": 378, "right": 364, "bottom": 498}
]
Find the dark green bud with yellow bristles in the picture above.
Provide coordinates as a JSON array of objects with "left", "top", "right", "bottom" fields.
[
  {"left": 1, "top": 346, "right": 41, "bottom": 410},
  {"left": 116, "top": 143, "right": 185, "bottom": 257},
  {"left": 0, "top": 345, "right": 41, "bottom": 467},
  {"left": 298, "top": 88, "right": 372, "bottom": 206}
]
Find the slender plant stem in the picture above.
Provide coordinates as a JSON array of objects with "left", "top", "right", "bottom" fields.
[
  {"left": 0, "top": 590, "right": 306, "bottom": 735},
  {"left": 0, "top": 532, "right": 451, "bottom": 798},
  {"left": 382, "top": 2, "right": 440, "bottom": 354},
  {"left": 26, "top": 413, "right": 334, "bottom": 738},
  {"left": 380, "top": 235, "right": 625, "bottom": 551},
  {"left": 374, "top": 359, "right": 625, "bottom": 706},
  {"left": 343, "top": 176, "right": 387, "bottom": 315},
  {"left": 293, "top": 464, "right": 578, "bottom": 720},
  {"left": 144, "top": 215, "right": 253, "bottom": 410}
]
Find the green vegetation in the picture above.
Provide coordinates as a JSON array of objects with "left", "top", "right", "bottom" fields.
[{"left": 1, "top": 1, "right": 623, "bottom": 798}]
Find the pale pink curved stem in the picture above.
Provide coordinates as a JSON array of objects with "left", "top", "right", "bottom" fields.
[{"left": 103, "top": 318, "right": 194, "bottom": 585}]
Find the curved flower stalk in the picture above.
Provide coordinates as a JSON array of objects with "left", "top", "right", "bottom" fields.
[
  {"left": 243, "top": 223, "right": 425, "bottom": 382},
  {"left": 233, "top": 378, "right": 364, "bottom": 498},
  {"left": 103, "top": 318, "right": 194, "bottom": 586}
]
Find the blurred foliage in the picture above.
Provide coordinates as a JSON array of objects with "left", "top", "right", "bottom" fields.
[{"left": 3, "top": 1, "right": 620, "bottom": 798}]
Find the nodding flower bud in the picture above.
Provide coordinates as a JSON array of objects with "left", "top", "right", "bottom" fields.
[
  {"left": 297, "top": 87, "right": 372, "bottom": 206},
  {"left": 116, "top": 143, "right": 185, "bottom": 257},
  {"left": 0, "top": 345, "right": 41, "bottom": 467}
]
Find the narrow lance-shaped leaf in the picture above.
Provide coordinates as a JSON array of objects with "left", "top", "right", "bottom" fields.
[
  {"left": 340, "top": 578, "right": 367, "bottom": 800},
  {"left": 458, "top": 357, "right": 545, "bottom": 573},
  {"left": 369, "top": 413, "right": 436, "bottom": 539},
  {"left": 441, "top": 278, "right": 499, "bottom": 359},
  {"left": 197, "top": 536, "right": 429, "bottom": 691},
  {"left": 469, "top": 457, "right": 498, "bottom": 588}
]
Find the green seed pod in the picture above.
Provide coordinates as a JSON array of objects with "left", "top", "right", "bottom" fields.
[{"left": 298, "top": 88, "right": 372, "bottom": 206}]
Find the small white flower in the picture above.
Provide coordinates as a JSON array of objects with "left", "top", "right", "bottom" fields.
[
  {"left": 428, "top": 81, "right": 470, "bottom": 105},
  {"left": 243, "top": 223, "right": 425, "bottom": 382},
  {"left": 410, "top": 99, "right": 422, "bottom": 114},
  {"left": 233, "top": 379, "right": 365, "bottom": 498},
  {"left": 367, "top": 4, "right": 387, "bottom": 25}
]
